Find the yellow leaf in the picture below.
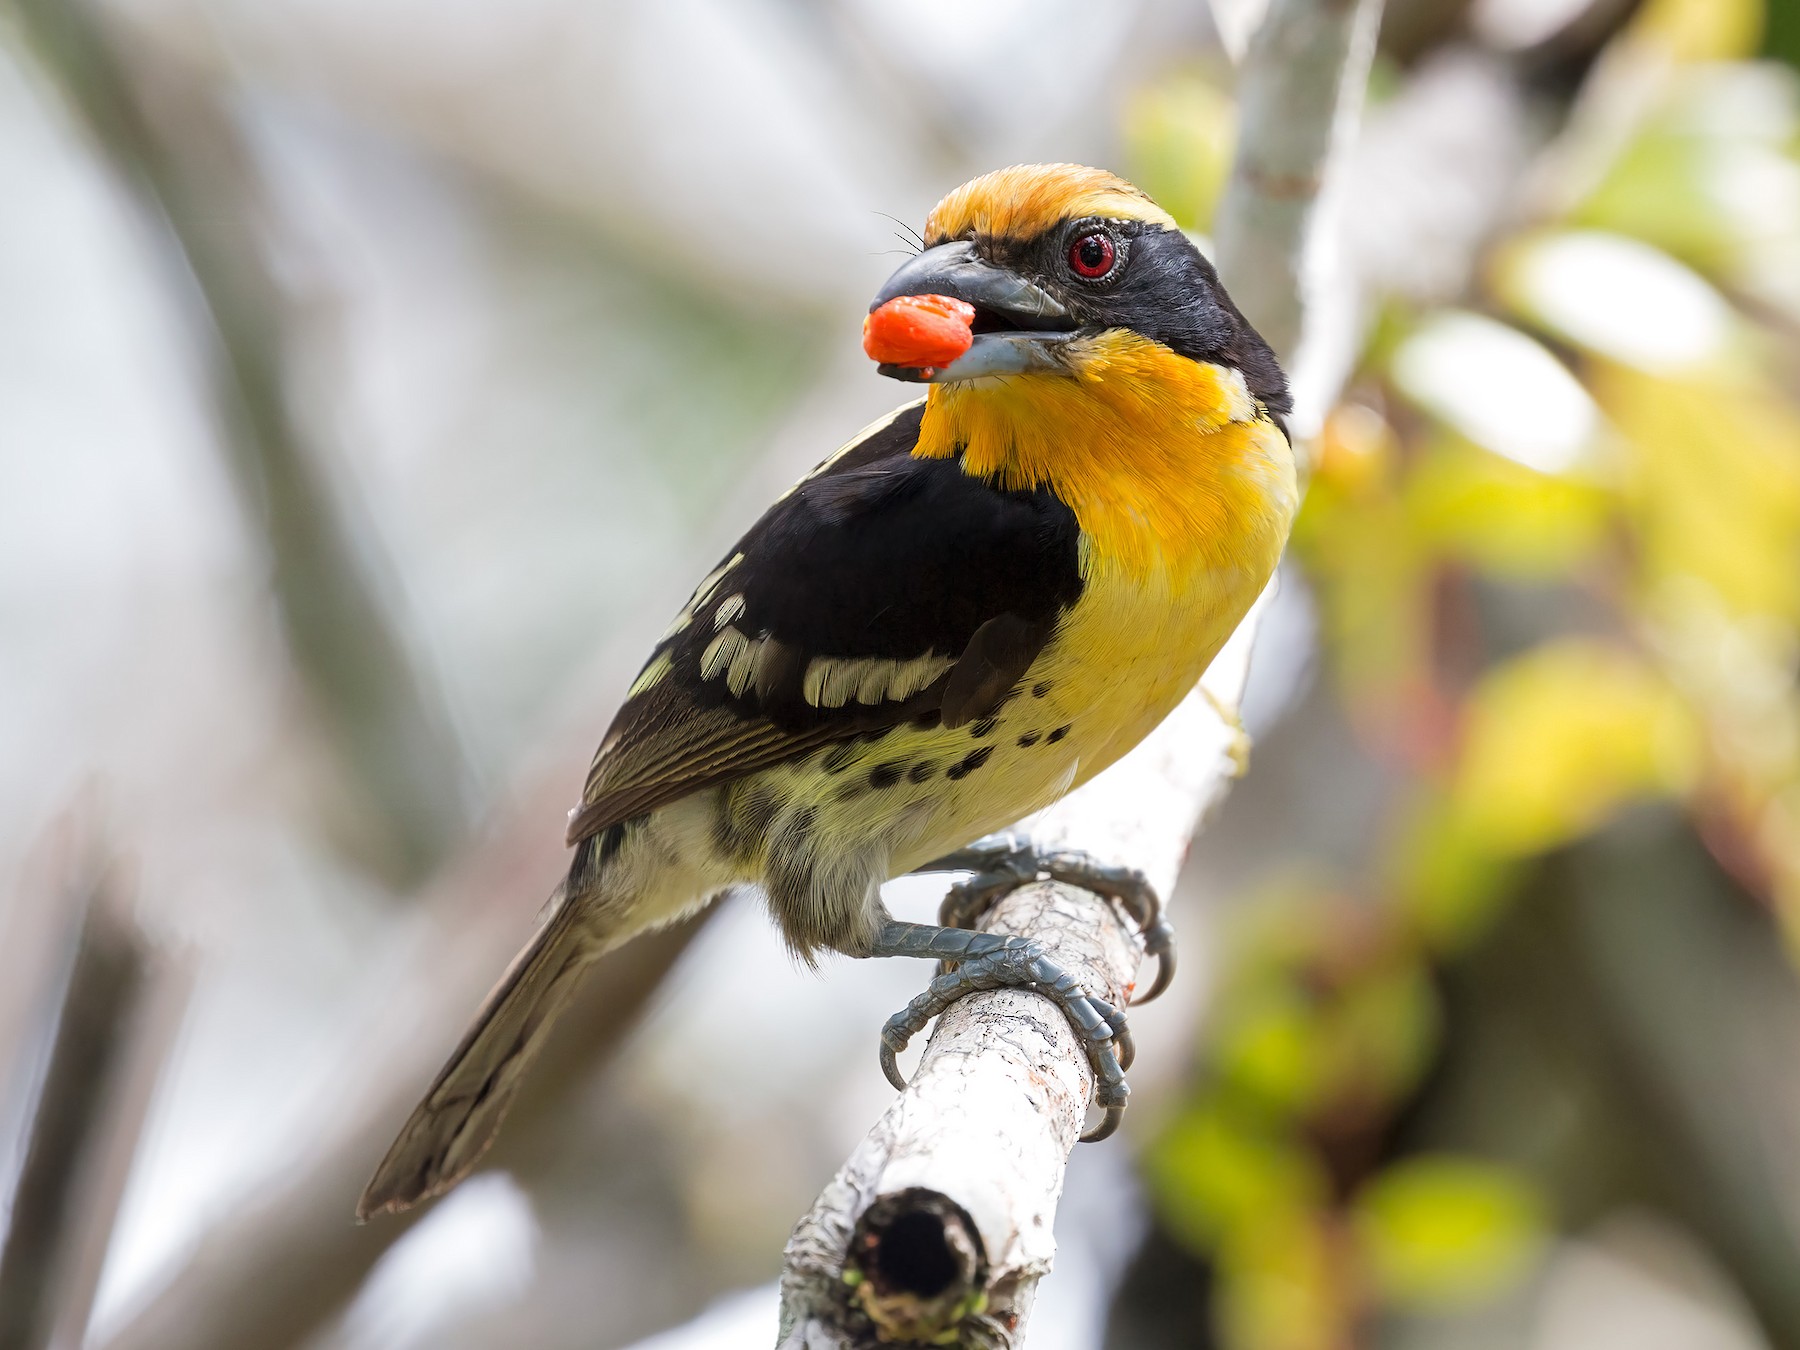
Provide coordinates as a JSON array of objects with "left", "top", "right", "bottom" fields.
[
  {"left": 1406, "top": 436, "right": 1612, "bottom": 580},
  {"left": 1452, "top": 640, "right": 1702, "bottom": 856},
  {"left": 1146, "top": 1103, "right": 1327, "bottom": 1255},
  {"left": 1392, "top": 795, "right": 1524, "bottom": 952},
  {"left": 1294, "top": 476, "right": 1430, "bottom": 703},
  {"left": 1596, "top": 363, "right": 1800, "bottom": 621},
  {"left": 1215, "top": 980, "right": 1328, "bottom": 1114},
  {"left": 1219, "top": 1211, "right": 1347, "bottom": 1350},
  {"left": 1633, "top": 0, "right": 1763, "bottom": 62},
  {"left": 1323, "top": 963, "right": 1441, "bottom": 1106},
  {"left": 1353, "top": 1157, "right": 1546, "bottom": 1311}
]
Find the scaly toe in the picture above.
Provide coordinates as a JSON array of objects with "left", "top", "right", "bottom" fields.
[{"left": 871, "top": 935, "right": 1135, "bottom": 1141}]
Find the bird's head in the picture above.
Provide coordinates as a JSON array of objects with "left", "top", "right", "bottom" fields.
[{"left": 869, "top": 163, "right": 1289, "bottom": 423}]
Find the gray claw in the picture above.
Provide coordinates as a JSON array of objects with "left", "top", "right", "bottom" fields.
[
  {"left": 1136, "top": 921, "right": 1177, "bottom": 1004},
  {"left": 879, "top": 1022, "right": 908, "bottom": 1092},
  {"left": 1081, "top": 1084, "right": 1129, "bottom": 1143},
  {"left": 916, "top": 835, "right": 1177, "bottom": 1006},
  {"left": 875, "top": 938, "right": 1131, "bottom": 1142}
]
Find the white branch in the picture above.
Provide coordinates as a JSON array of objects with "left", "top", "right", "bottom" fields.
[
  {"left": 778, "top": 882, "right": 1140, "bottom": 1349},
  {"left": 775, "top": 2, "right": 1385, "bottom": 1344}
]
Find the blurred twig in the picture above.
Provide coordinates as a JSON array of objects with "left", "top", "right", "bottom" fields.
[
  {"left": 92, "top": 660, "right": 710, "bottom": 1350},
  {"left": 103, "top": 913, "right": 702, "bottom": 1350},
  {"left": 7, "top": 0, "right": 473, "bottom": 885},
  {"left": 0, "top": 872, "right": 139, "bottom": 1350},
  {"left": 1563, "top": 831, "right": 1800, "bottom": 1344},
  {"left": 1214, "top": 0, "right": 1385, "bottom": 368},
  {"left": 0, "top": 846, "right": 185, "bottom": 1350}
]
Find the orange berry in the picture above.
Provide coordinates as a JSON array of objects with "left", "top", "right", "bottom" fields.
[{"left": 863, "top": 294, "right": 976, "bottom": 369}]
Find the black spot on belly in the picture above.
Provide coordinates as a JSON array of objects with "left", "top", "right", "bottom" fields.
[
  {"left": 1046, "top": 724, "right": 1071, "bottom": 743},
  {"left": 907, "top": 762, "right": 938, "bottom": 783},
  {"left": 836, "top": 783, "right": 865, "bottom": 803},
  {"left": 821, "top": 743, "right": 856, "bottom": 774},
  {"left": 969, "top": 716, "right": 999, "bottom": 739},
  {"left": 945, "top": 745, "right": 995, "bottom": 781},
  {"left": 712, "top": 788, "right": 778, "bottom": 862},
  {"left": 1032, "top": 681, "right": 1052, "bottom": 699},
  {"left": 868, "top": 762, "right": 905, "bottom": 790},
  {"left": 1017, "top": 731, "right": 1041, "bottom": 748},
  {"left": 596, "top": 822, "right": 628, "bottom": 864},
  {"left": 573, "top": 820, "right": 632, "bottom": 885}
]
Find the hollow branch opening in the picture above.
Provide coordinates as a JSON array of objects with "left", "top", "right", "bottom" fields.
[{"left": 847, "top": 1190, "right": 987, "bottom": 1340}]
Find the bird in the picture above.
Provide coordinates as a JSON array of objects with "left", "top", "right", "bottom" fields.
[{"left": 357, "top": 163, "right": 1297, "bottom": 1220}]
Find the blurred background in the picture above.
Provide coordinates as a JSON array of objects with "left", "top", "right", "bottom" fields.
[{"left": 4, "top": 0, "right": 1800, "bottom": 1346}]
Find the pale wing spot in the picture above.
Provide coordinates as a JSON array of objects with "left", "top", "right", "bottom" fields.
[
  {"left": 1245, "top": 418, "right": 1301, "bottom": 519},
  {"left": 855, "top": 658, "right": 902, "bottom": 705},
  {"left": 826, "top": 658, "right": 880, "bottom": 708},
  {"left": 702, "top": 626, "right": 750, "bottom": 682},
  {"left": 802, "top": 660, "right": 831, "bottom": 708},
  {"left": 665, "top": 554, "right": 746, "bottom": 641},
  {"left": 627, "top": 650, "right": 673, "bottom": 698},
  {"left": 803, "top": 652, "right": 954, "bottom": 707},
  {"left": 774, "top": 398, "right": 927, "bottom": 503},
  {"left": 713, "top": 594, "right": 747, "bottom": 630},
  {"left": 697, "top": 553, "right": 746, "bottom": 604},
  {"left": 725, "top": 637, "right": 765, "bottom": 698},
  {"left": 890, "top": 653, "right": 954, "bottom": 700}
]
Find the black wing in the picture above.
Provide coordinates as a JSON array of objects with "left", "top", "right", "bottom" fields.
[{"left": 567, "top": 400, "right": 1083, "bottom": 845}]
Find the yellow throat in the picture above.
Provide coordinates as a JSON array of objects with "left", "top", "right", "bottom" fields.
[{"left": 914, "top": 329, "right": 1298, "bottom": 585}]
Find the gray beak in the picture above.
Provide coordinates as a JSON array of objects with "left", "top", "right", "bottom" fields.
[{"left": 870, "top": 240, "right": 1074, "bottom": 384}]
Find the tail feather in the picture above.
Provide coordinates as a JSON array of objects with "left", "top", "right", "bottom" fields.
[{"left": 357, "top": 899, "right": 591, "bottom": 1220}]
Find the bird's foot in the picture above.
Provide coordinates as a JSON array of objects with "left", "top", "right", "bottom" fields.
[
  {"left": 866, "top": 920, "right": 1131, "bottom": 1141},
  {"left": 917, "top": 833, "right": 1176, "bottom": 1004}
]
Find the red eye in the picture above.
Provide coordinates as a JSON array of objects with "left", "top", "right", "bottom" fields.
[{"left": 1068, "top": 232, "right": 1116, "bottom": 278}]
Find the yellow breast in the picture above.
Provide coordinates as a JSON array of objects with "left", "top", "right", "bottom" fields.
[{"left": 916, "top": 330, "right": 1298, "bottom": 781}]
